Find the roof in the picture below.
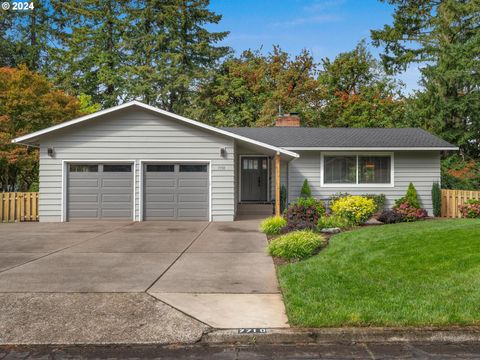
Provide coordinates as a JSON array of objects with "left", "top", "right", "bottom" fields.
[
  {"left": 11, "top": 101, "right": 299, "bottom": 158},
  {"left": 221, "top": 127, "right": 458, "bottom": 150}
]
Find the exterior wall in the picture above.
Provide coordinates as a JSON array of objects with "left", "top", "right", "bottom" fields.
[
  {"left": 288, "top": 151, "right": 441, "bottom": 215},
  {"left": 38, "top": 107, "right": 235, "bottom": 222}
]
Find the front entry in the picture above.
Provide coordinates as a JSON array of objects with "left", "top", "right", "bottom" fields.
[{"left": 241, "top": 156, "right": 268, "bottom": 202}]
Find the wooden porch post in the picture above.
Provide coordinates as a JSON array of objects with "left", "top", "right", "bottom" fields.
[{"left": 275, "top": 152, "right": 281, "bottom": 216}]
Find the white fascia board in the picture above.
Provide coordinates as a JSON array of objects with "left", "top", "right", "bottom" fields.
[
  {"left": 12, "top": 100, "right": 299, "bottom": 158},
  {"left": 283, "top": 146, "right": 459, "bottom": 151}
]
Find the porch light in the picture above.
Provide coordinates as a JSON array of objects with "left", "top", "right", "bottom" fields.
[
  {"left": 47, "top": 147, "right": 55, "bottom": 158},
  {"left": 220, "top": 147, "right": 227, "bottom": 158}
]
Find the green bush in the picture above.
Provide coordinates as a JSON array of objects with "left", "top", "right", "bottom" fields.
[
  {"left": 300, "top": 179, "right": 312, "bottom": 198},
  {"left": 316, "top": 215, "right": 354, "bottom": 231},
  {"left": 395, "top": 182, "right": 420, "bottom": 208},
  {"left": 280, "top": 185, "right": 288, "bottom": 213},
  {"left": 267, "top": 230, "right": 323, "bottom": 260},
  {"left": 362, "top": 194, "right": 386, "bottom": 212},
  {"left": 295, "top": 197, "right": 326, "bottom": 217},
  {"left": 331, "top": 195, "right": 376, "bottom": 225},
  {"left": 260, "top": 216, "right": 287, "bottom": 235},
  {"left": 431, "top": 182, "right": 441, "bottom": 217}
]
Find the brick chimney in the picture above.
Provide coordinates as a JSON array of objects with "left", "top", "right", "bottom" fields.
[{"left": 275, "top": 112, "right": 301, "bottom": 127}]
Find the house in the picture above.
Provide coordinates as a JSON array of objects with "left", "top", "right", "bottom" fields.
[{"left": 12, "top": 101, "right": 457, "bottom": 222}]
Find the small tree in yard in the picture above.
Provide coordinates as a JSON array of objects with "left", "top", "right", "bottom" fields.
[
  {"left": 395, "top": 182, "right": 420, "bottom": 208},
  {"left": 300, "top": 179, "right": 312, "bottom": 198},
  {"left": 431, "top": 182, "right": 441, "bottom": 217}
]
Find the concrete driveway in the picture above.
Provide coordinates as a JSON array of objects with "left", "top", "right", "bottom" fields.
[{"left": 0, "top": 217, "right": 288, "bottom": 342}]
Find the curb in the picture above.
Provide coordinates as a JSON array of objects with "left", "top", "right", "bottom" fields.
[{"left": 202, "top": 327, "right": 480, "bottom": 345}]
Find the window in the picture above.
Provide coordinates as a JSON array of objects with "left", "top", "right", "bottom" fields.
[
  {"left": 322, "top": 154, "right": 392, "bottom": 186},
  {"left": 69, "top": 164, "right": 98, "bottom": 172},
  {"left": 103, "top": 164, "right": 131, "bottom": 172},
  {"left": 147, "top": 164, "right": 174, "bottom": 172},
  {"left": 179, "top": 164, "right": 207, "bottom": 172},
  {"left": 358, "top": 156, "right": 391, "bottom": 184},
  {"left": 243, "top": 159, "right": 258, "bottom": 170},
  {"left": 324, "top": 156, "right": 356, "bottom": 184}
]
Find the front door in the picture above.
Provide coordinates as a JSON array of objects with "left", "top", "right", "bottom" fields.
[{"left": 241, "top": 157, "right": 268, "bottom": 202}]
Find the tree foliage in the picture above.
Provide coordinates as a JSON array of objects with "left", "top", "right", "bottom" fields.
[
  {"left": 372, "top": 0, "right": 480, "bottom": 157},
  {"left": 0, "top": 66, "right": 85, "bottom": 191},
  {"left": 317, "top": 41, "right": 406, "bottom": 127}
]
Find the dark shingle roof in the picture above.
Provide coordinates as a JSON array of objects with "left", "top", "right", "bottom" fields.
[{"left": 221, "top": 127, "right": 456, "bottom": 149}]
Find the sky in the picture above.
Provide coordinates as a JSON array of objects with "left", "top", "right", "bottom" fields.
[{"left": 208, "top": 0, "right": 421, "bottom": 93}]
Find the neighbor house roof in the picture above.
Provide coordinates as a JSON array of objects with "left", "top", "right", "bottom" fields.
[
  {"left": 11, "top": 101, "right": 299, "bottom": 158},
  {"left": 221, "top": 127, "right": 458, "bottom": 150}
]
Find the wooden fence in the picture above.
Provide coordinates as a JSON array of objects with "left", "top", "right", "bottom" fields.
[
  {"left": 0, "top": 192, "right": 39, "bottom": 223},
  {"left": 441, "top": 189, "right": 480, "bottom": 218}
]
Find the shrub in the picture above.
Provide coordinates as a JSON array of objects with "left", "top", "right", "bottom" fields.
[
  {"left": 300, "top": 179, "right": 312, "bottom": 198},
  {"left": 280, "top": 220, "right": 316, "bottom": 234},
  {"left": 363, "top": 194, "right": 386, "bottom": 212},
  {"left": 459, "top": 199, "right": 480, "bottom": 218},
  {"left": 330, "top": 195, "right": 376, "bottom": 225},
  {"left": 377, "top": 209, "right": 404, "bottom": 224},
  {"left": 296, "top": 197, "right": 326, "bottom": 217},
  {"left": 431, "top": 182, "right": 441, "bottom": 217},
  {"left": 260, "top": 216, "right": 287, "bottom": 235},
  {"left": 282, "top": 203, "right": 321, "bottom": 233},
  {"left": 316, "top": 215, "right": 354, "bottom": 231},
  {"left": 395, "top": 182, "right": 420, "bottom": 208},
  {"left": 395, "top": 201, "right": 428, "bottom": 222},
  {"left": 267, "top": 230, "right": 323, "bottom": 260},
  {"left": 280, "top": 185, "right": 288, "bottom": 213}
]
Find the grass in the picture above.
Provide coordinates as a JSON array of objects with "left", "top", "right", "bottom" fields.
[{"left": 277, "top": 219, "right": 480, "bottom": 327}]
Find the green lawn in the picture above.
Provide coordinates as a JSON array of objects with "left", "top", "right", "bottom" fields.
[{"left": 278, "top": 219, "right": 480, "bottom": 327}]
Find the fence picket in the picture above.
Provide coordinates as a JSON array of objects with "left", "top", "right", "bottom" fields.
[
  {"left": 0, "top": 192, "right": 39, "bottom": 223},
  {"left": 441, "top": 189, "right": 480, "bottom": 218}
]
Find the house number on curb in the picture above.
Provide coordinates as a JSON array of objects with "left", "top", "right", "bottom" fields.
[{"left": 238, "top": 328, "right": 267, "bottom": 334}]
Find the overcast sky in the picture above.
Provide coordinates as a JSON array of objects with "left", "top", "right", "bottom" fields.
[{"left": 208, "top": 0, "right": 421, "bottom": 94}]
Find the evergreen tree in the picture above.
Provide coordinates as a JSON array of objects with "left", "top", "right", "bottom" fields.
[
  {"left": 372, "top": 0, "right": 480, "bottom": 157},
  {"left": 0, "top": 1, "right": 57, "bottom": 71},
  {"left": 52, "top": 0, "right": 130, "bottom": 107}
]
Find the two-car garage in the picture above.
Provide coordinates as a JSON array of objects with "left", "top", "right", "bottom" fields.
[{"left": 67, "top": 162, "right": 209, "bottom": 221}]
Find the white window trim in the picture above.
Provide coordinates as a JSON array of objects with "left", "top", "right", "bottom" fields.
[{"left": 320, "top": 152, "right": 394, "bottom": 188}]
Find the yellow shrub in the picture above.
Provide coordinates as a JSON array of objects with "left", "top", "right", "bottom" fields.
[{"left": 331, "top": 196, "right": 376, "bottom": 224}]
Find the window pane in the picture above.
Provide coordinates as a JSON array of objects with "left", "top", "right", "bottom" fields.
[
  {"left": 103, "top": 164, "right": 131, "bottom": 172},
  {"left": 147, "top": 164, "right": 174, "bottom": 172},
  {"left": 324, "top": 156, "right": 356, "bottom": 184},
  {"left": 262, "top": 159, "right": 267, "bottom": 170},
  {"left": 179, "top": 164, "right": 207, "bottom": 172},
  {"left": 69, "top": 164, "right": 98, "bottom": 172},
  {"left": 359, "top": 156, "right": 391, "bottom": 184},
  {"left": 243, "top": 159, "right": 259, "bottom": 170}
]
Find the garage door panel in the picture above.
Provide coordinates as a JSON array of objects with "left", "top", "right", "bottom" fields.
[
  {"left": 145, "top": 179, "right": 176, "bottom": 187},
  {"left": 144, "top": 163, "right": 209, "bottom": 220},
  {"left": 101, "top": 194, "right": 132, "bottom": 203},
  {"left": 147, "top": 194, "right": 176, "bottom": 202},
  {"left": 177, "top": 209, "right": 208, "bottom": 218},
  {"left": 69, "top": 179, "right": 99, "bottom": 187},
  {"left": 68, "top": 163, "right": 133, "bottom": 221},
  {"left": 178, "top": 194, "right": 208, "bottom": 203},
  {"left": 69, "top": 209, "right": 99, "bottom": 219}
]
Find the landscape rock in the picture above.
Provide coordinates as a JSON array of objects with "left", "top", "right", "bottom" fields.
[{"left": 320, "top": 227, "right": 341, "bottom": 234}]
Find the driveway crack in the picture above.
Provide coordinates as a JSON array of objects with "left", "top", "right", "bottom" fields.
[{"left": 145, "top": 222, "right": 211, "bottom": 292}]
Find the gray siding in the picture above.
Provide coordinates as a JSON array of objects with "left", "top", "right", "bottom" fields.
[
  {"left": 39, "top": 107, "right": 235, "bottom": 222},
  {"left": 288, "top": 151, "right": 440, "bottom": 215}
]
